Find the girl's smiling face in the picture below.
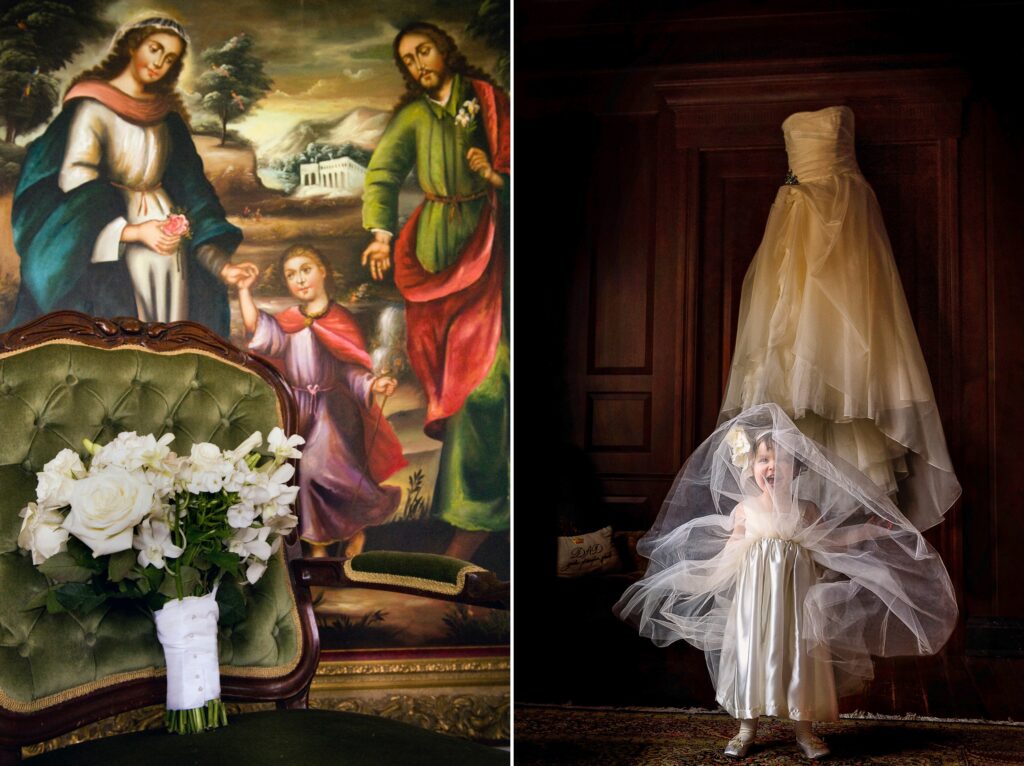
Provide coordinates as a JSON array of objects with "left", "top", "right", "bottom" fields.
[
  {"left": 130, "top": 32, "right": 183, "bottom": 86},
  {"left": 753, "top": 441, "right": 776, "bottom": 494},
  {"left": 283, "top": 254, "right": 327, "bottom": 302}
]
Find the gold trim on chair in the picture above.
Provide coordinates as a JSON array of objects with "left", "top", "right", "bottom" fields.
[{"left": 341, "top": 559, "right": 487, "bottom": 596}]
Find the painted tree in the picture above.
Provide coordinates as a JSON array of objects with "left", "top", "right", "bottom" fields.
[
  {"left": 468, "top": 0, "right": 509, "bottom": 89},
  {"left": 195, "top": 32, "right": 273, "bottom": 146},
  {"left": 0, "top": 0, "right": 111, "bottom": 142}
]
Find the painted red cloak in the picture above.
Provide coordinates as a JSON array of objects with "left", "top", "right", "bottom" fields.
[
  {"left": 392, "top": 79, "right": 509, "bottom": 440},
  {"left": 273, "top": 304, "right": 406, "bottom": 482}
]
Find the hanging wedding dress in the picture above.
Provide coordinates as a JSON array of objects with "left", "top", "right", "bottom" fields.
[{"left": 719, "top": 106, "right": 960, "bottom": 531}]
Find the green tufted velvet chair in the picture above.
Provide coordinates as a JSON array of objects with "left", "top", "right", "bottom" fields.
[{"left": 0, "top": 312, "right": 506, "bottom": 765}]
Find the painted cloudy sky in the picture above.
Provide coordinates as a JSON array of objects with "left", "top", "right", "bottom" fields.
[{"left": 56, "top": 0, "right": 502, "bottom": 146}]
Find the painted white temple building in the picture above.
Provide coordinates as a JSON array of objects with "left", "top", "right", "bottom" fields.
[{"left": 298, "top": 156, "right": 367, "bottom": 194}]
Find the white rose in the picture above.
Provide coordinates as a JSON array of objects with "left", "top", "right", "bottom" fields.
[
  {"left": 42, "top": 448, "right": 87, "bottom": 478},
  {"left": 36, "top": 448, "right": 86, "bottom": 507},
  {"left": 36, "top": 471, "right": 74, "bottom": 508},
  {"left": 62, "top": 467, "right": 155, "bottom": 556},
  {"left": 18, "top": 502, "right": 70, "bottom": 565}
]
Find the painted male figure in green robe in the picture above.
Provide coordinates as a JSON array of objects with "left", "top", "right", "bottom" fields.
[{"left": 361, "top": 22, "right": 509, "bottom": 561}]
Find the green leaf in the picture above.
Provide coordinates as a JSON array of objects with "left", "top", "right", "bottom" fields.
[
  {"left": 158, "top": 566, "right": 200, "bottom": 599},
  {"left": 66, "top": 538, "right": 105, "bottom": 572},
  {"left": 207, "top": 549, "right": 240, "bottom": 576},
  {"left": 107, "top": 549, "right": 136, "bottom": 582},
  {"left": 45, "top": 589, "right": 65, "bottom": 614},
  {"left": 216, "top": 578, "right": 246, "bottom": 626},
  {"left": 23, "top": 589, "right": 49, "bottom": 611},
  {"left": 53, "top": 583, "right": 107, "bottom": 614},
  {"left": 38, "top": 552, "right": 94, "bottom": 583}
]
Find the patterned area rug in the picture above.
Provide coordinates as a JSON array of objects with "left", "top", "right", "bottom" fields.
[{"left": 515, "top": 705, "right": 1024, "bottom": 765}]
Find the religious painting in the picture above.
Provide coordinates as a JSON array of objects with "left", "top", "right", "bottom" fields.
[{"left": 0, "top": 0, "right": 509, "bottom": 657}]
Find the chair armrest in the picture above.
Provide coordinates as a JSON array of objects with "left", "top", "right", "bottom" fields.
[{"left": 291, "top": 552, "right": 510, "bottom": 609}]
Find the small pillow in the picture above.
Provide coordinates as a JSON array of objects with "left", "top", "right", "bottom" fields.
[{"left": 556, "top": 526, "right": 622, "bottom": 577}]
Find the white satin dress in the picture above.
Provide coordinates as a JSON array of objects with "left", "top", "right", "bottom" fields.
[
  {"left": 716, "top": 502, "right": 838, "bottom": 721},
  {"left": 719, "top": 106, "right": 960, "bottom": 531}
]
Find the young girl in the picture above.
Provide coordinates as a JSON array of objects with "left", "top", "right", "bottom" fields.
[
  {"left": 237, "top": 245, "right": 406, "bottom": 557},
  {"left": 614, "top": 403, "right": 957, "bottom": 760},
  {"left": 8, "top": 15, "right": 254, "bottom": 336}
]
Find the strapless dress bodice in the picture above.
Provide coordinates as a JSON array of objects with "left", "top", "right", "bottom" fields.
[{"left": 783, "top": 105, "right": 860, "bottom": 182}]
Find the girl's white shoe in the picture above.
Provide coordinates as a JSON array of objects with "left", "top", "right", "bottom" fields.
[
  {"left": 795, "top": 731, "right": 830, "bottom": 760},
  {"left": 724, "top": 718, "right": 758, "bottom": 758},
  {"left": 723, "top": 733, "right": 754, "bottom": 758}
]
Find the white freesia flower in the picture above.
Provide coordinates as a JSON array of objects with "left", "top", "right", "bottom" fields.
[
  {"left": 62, "top": 467, "right": 155, "bottom": 556},
  {"left": 239, "top": 474, "right": 271, "bottom": 506},
  {"left": 455, "top": 110, "right": 471, "bottom": 128},
  {"left": 228, "top": 431, "right": 262, "bottom": 462},
  {"left": 464, "top": 98, "right": 480, "bottom": 115},
  {"left": 260, "top": 499, "right": 290, "bottom": 523},
  {"left": 265, "top": 463, "right": 296, "bottom": 496},
  {"left": 266, "top": 462, "right": 295, "bottom": 483},
  {"left": 35, "top": 448, "right": 87, "bottom": 507},
  {"left": 222, "top": 463, "right": 250, "bottom": 493},
  {"left": 92, "top": 431, "right": 148, "bottom": 471},
  {"left": 133, "top": 518, "right": 184, "bottom": 570},
  {"left": 243, "top": 535, "right": 283, "bottom": 585},
  {"left": 228, "top": 526, "right": 273, "bottom": 561},
  {"left": 144, "top": 468, "right": 178, "bottom": 499},
  {"left": 18, "top": 502, "right": 70, "bottom": 564},
  {"left": 263, "top": 511, "right": 298, "bottom": 534},
  {"left": 226, "top": 503, "right": 257, "bottom": 529},
  {"left": 266, "top": 427, "right": 304, "bottom": 464},
  {"left": 244, "top": 558, "right": 267, "bottom": 585},
  {"left": 188, "top": 442, "right": 227, "bottom": 472},
  {"left": 137, "top": 433, "right": 177, "bottom": 471},
  {"left": 726, "top": 427, "right": 753, "bottom": 471},
  {"left": 183, "top": 442, "right": 234, "bottom": 493}
]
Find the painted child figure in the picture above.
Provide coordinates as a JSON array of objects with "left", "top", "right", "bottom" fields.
[
  {"left": 237, "top": 245, "right": 406, "bottom": 557},
  {"left": 614, "top": 404, "right": 957, "bottom": 761}
]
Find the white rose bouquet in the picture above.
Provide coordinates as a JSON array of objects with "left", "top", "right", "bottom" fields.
[{"left": 16, "top": 427, "right": 303, "bottom": 734}]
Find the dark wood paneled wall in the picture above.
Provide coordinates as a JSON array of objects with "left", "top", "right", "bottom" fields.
[{"left": 517, "top": 1, "right": 1024, "bottom": 704}]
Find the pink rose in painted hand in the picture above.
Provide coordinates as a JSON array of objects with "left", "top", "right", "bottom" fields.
[{"left": 160, "top": 214, "right": 190, "bottom": 237}]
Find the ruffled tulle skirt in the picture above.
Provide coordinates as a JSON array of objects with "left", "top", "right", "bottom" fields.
[{"left": 719, "top": 173, "right": 960, "bottom": 531}]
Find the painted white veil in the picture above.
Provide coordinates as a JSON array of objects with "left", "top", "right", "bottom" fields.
[{"left": 613, "top": 404, "right": 957, "bottom": 699}]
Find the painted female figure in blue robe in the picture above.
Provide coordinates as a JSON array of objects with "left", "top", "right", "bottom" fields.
[{"left": 7, "top": 16, "right": 255, "bottom": 337}]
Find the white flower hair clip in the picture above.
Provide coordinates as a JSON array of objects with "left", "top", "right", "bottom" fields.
[{"left": 725, "top": 426, "right": 752, "bottom": 471}]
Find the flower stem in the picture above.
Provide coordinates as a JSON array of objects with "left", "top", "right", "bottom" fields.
[{"left": 164, "top": 699, "right": 227, "bottom": 734}]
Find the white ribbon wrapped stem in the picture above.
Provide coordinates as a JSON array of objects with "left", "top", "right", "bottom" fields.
[{"left": 154, "top": 590, "right": 221, "bottom": 711}]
